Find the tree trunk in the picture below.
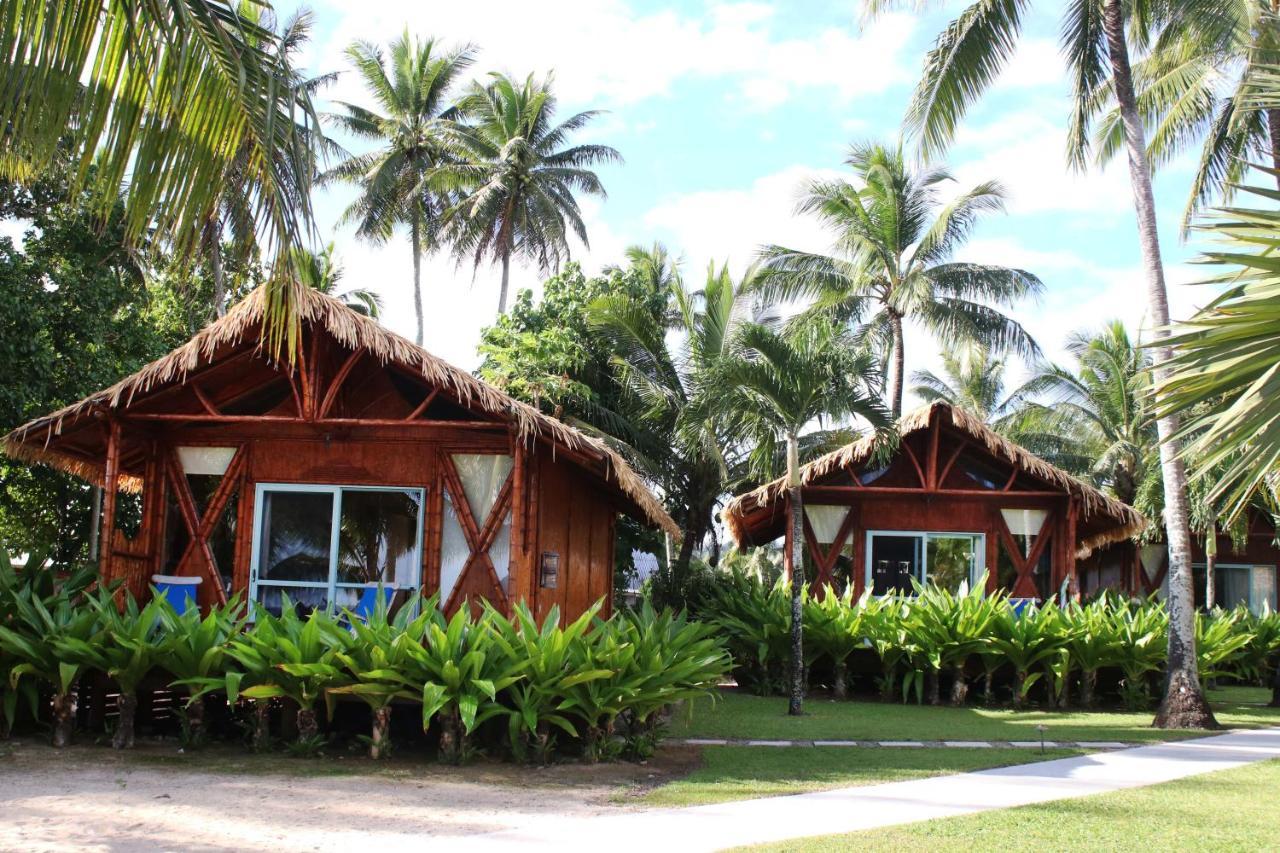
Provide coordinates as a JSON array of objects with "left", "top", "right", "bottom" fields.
[
  {"left": 411, "top": 210, "right": 424, "bottom": 346},
  {"left": 833, "top": 661, "right": 848, "bottom": 700},
  {"left": 296, "top": 706, "right": 319, "bottom": 743},
  {"left": 113, "top": 691, "right": 136, "bottom": 750},
  {"left": 1081, "top": 669, "right": 1097, "bottom": 709},
  {"left": 252, "top": 701, "right": 270, "bottom": 751},
  {"left": 983, "top": 670, "right": 995, "bottom": 705},
  {"left": 498, "top": 249, "right": 511, "bottom": 315},
  {"left": 439, "top": 706, "right": 462, "bottom": 764},
  {"left": 370, "top": 706, "right": 392, "bottom": 760},
  {"left": 185, "top": 691, "right": 205, "bottom": 743},
  {"left": 787, "top": 433, "right": 806, "bottom": 717},
  {"left": 1011, "top": 671, "right": 1026, "bottom": 709},
  {"left": 204, "top": 215, "right": 226, "bottom": 319},
  {"left": 51, "top": 690, "right": 77, "bottom": 748},
  {"left": 1271, "top": 657, "right": 1280, "bottom": 707},
  {"left": 1204, "top": 527, "right": 1217, "bottom": 611},
  {"left": 889, "top": 312, "right": 905, "bottom": 418},
  {"left": 1101, "top": 0, "right": 1217, "bottom": 730},
  {"left": 950, "top": 664, "right": 968, "bottom": 706},
  {"left": 88, "top": 485, "right": 101, "bottom": 562},
  {"left": 927, "top": 669, "right": 941, "bottom": 706},
  {"left": 1268, "top": 108, "right": 1280, "bottom": 186}
]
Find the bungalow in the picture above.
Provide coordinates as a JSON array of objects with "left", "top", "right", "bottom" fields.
[
  {"left": 722, "top": 401, "right": 1147, "bottom": 601},
  {"left": 2, "top": 287, "right": 676, "bottom": 620}
]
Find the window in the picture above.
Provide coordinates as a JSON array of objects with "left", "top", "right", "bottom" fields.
[
  {"left": 866, "top": 531, "right": 985, "bottom": 595},
  {"left": 439, "top": 453, "right": 514, "bottom": 606},
  {"left": 1193, "top": 563, "right": 1278, "bottom": 615},
  {"left": 250, "top": 484, "right": 423, "bottom": 615}
]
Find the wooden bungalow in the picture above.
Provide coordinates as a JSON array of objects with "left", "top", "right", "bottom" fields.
[
  {"left": 722, "top": 402, "right": 1146, "bottom": 601},
  {"left": 1080, "top": 512, "right": 1280, "bottom": 614},
  {"left": 2, "top": 287, "right": 677, "bottom": 620}
]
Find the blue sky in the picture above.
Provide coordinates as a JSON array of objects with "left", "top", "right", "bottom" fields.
[{"left": 290, "top": 0, "right": 1215, "bottom": 397}]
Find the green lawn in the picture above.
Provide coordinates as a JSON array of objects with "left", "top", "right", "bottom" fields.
[
  {"left": 743, "top": 758, "right": 1280, "bottom": 852},
  {"left": 669, "top": 686, "right": 1280, "bottom": 745},
  {"left": 642, "top": 746, "right": 1081, "bottom": 806}
]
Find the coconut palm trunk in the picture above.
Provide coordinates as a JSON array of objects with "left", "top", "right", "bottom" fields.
[
  {"left": 411, "top": 209, "right": 424, "bottom": 346},
  {"left": 786, "top": 432, "right": 805, "bottom": 717},
  {"left": 204, "top": 216, "right": 227, "bottom": 318},
  {"left": 889, "top": 313, "right": 906, "bottom": 418},
  {"left": 499, "top": 249, "right": 511, "bottom": 316},
  {"left": 1101, "top": 0, "right": 1216, "bottom": 729},
  {"left": 1204, "top": 527, "right": 1217, "bottom": 611}
]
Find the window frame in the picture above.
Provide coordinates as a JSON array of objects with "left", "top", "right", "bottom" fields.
[
  {"left": 864, "top": 529, "right": 987, "bottom": 593},
  {"left": 248, "top": 482, "right": 426, "bottom": 612}
]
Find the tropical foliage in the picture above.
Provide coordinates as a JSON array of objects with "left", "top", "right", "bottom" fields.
[{"left": 700, "top": 572, "right": 1279, "bottom": 712}]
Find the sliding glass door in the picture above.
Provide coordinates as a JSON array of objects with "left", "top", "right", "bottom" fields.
[
  {"left": 250, "top": 483, "right": 423, "bottom": 615},
  {"left": 866, "top": 531, "right": 985, "bottom": 595}
]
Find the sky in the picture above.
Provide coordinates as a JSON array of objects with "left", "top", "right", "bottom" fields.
[{"left": 287, "top": 0, "right": 1217, "bottom": 403}]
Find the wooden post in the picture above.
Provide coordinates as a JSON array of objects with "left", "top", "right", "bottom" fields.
[
  {"left": 99, "top": 419, "right": 121, "bottom": 581},
  {"left": 509, "top": 438, "right": 528, "bottom": 613},
  {"left": 1065, "top": 498, "right": 1080, "bottom": 600}
]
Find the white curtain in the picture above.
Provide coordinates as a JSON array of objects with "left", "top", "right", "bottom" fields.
[
  {"left": 1250, "top": 567, "right": 1277, "bottom": 614},
  {"left": 452, "top": 454, "right": 513, "bottom": 523},
  {"left": 804, "top": 505, "right": 848, "bottom": 543},
  {"left": 439, "top": 491, "right": 471, "bottom": 604},
  {"left": 1139, "top": 544, "right": 1168, "bottom": 582}
]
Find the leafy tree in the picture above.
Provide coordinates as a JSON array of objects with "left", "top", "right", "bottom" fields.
[
  {"left": 478, "top": 259, "right": 669, "bottom": 578},
  {"left": 439, "top": 72, "right": 621, "bottom": 314},
  {"left": 862, "top": 0, "right": 1215, "bottom": 730},
  {"left": 0, "top": 172, "right": 173, "bottom": 561},
  {"left": 757, "top": 141, "right": 1041, "bottom": 417},
  {"left": 1, "top": 0, "right": 324, "bottom": 352},
  {"left": 322, "top": 33, "right": 476, "bottom": 344},
  {"left": 710, "top": 318, "right": 890, "bottom": 715},
  {"left": 589, "top": 252, "right": 759, "bottom": 589}
]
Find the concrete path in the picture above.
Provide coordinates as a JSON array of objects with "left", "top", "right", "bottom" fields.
[
  {"left": 452, "top": 727, "right": 1280, "bottom": 852},
  {"left": 677, "top": 737, "right": 1133, "bottom": 749}
]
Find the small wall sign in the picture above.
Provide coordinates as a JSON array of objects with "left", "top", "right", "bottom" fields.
[{"left": 539, "top": 551, "right": 560, "bottom": 589}]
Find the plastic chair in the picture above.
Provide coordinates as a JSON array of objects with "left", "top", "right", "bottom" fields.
[
  {"left": 152, "top": 575, "right": 201, "bottom": 615},
  {"left": 352, "top": 583, "right": 395, "bottom": 622}
]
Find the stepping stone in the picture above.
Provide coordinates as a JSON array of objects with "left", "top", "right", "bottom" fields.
[
  {"left": 879, "top": 740, "right": 924, "bottom": 747},
  {"left": 1076, "top": 741, "right": 1129, "bottom": 749},
  {"left": 814, "top": 740, "right": 859, "bottom": 747},
  {"left": 944, "top": 741, "right": 994, "bottom": 748},
  {"left": 683, "top": 739, "right": 728, "bottom": 746},
  {"left": 1010, "top": 741, "right": 1058, "bottom": 748},
  {"left": 747, "top": 740, "right": 799, "bottom": 747}
]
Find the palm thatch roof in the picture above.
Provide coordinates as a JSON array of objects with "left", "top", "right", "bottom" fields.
[
  {"left": 3, "top": 286, "right": 677, "bottom": 537},
  {"left": 723, "top": 400, "right": 1145, "bottom": 558}
]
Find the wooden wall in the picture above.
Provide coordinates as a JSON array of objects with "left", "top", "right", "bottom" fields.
[{"left": 528, "top": 453, "right": 617, "bottom": 621}]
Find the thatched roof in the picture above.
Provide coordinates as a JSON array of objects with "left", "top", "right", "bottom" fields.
[
  {"left": 3, "top": 286, "right": 678, "bottom": 537},
  {"left": 722, "top": 401, "right": 1145, "bottom": 558}
]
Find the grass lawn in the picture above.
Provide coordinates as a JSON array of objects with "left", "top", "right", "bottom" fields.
[
  {"left": 641, "top": 746, "right": 1081, "bottom": 806},
  {"left": 669, "top": 687, "right": 1280, "bottom": 745},
  {"left": 743, "top": 757, "right": 1280, "bottom": 852}
]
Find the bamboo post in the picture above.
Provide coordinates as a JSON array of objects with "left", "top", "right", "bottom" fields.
[{"left": 98, "top": 419, "right": 121, "bottom": 581}]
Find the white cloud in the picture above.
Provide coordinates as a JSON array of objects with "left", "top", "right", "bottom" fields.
[
  {"left": 641, "top": 164, "right": 841, "bottom": 274},
  {"left": 308, "top": 1, "right": 916, "bottom": 111}
]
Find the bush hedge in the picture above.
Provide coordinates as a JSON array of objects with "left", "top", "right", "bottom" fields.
[
  {"left": 0, "top": 558, "right": 731, "bottom": 762},
  {"left": 702, "top": 572, "right": 1280, "bottom": 710}
]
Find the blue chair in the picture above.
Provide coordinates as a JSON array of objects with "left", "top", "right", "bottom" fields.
[
  {"left": 1010, "top": 598, "right": 1037, "bottom": 617},
  {"left": 152, "top": 575, "right": 201, "bottom": 615},
  {"left": 352, "top": 583, "right": 395, "bottom": 622}
]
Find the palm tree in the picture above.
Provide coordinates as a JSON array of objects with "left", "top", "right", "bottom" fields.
[
  {"left": 322, "top": 34, "right": 475, "bottom": 345},
  {"left": 863, "top": 0, "right": 1217, "bottom": 729},
  {"left": 202, "top": 7, "right": 336, "bottom": 318},
  {"left": 291, "top": 244, "right": 382, "bottom": 318},
  {"left": 910, "top": 343, "right": 1024, "bottom": 424},
  {"left": 2, "top": 0, "right": 323, "bottom": 354},
  {"left": 1085, "top": 2, "right": 1280, "bottom": 232},
  {"left": 711, "top": 319, "right": 890, "bottom": 716},
  {"left": 756, "top": 141, "right": 1041, "bottom": 418},
  {"left": 589, "top": 250, "right": 753, "bottom": 588},
  {"left": 439, "top": 72, "right": 621, "bottom": 314}
]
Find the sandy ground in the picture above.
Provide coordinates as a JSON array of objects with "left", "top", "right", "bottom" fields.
[{"left": 0, "top": 738, "right": 699, "bottom": 852}]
